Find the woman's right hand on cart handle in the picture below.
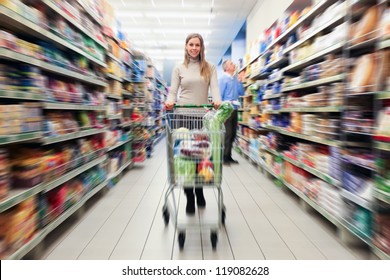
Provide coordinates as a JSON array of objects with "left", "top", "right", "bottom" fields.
[{"left": 164, "top": 102, "right": 175, "bottom": 111}]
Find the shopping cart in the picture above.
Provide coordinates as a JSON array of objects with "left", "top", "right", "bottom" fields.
[{"left": 162, "top": 105, "right": 226, "bottom": 249}]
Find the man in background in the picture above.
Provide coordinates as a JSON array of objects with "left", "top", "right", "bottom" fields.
[{"left": 218, "top": 59, "right": 245, "bottom": 165}]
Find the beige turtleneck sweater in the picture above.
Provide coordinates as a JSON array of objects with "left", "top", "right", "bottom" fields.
[{"left": 167, "top": 58, "right": 221, "bottom": 105}]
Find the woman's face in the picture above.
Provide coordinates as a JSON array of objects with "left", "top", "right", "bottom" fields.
[{"left": 186, "top": 37, "right": 201, "bottom": 59}]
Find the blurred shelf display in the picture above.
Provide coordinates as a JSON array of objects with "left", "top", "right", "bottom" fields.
[{"left": 238, "top": 0, "right": 390, "bottom": 259}]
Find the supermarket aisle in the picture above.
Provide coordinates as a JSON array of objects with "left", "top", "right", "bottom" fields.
[{"left": 42, "top": 139, "right": 371, "bottom": 260}]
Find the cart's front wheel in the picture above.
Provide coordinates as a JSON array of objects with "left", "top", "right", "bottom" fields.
[
  {"left": 178, "top": 232, "right": 186, "bottom": 249},
  {"left": 210, "top": 231, "right": 218, "bottom": 250},
  {"left": 162, "top": 207, "right": 169, "bottom": 225}
]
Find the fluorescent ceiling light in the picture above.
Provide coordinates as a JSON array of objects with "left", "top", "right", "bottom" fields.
[
  {"left": 146, "top": 12, "right": 214, "bottom": 19},
  {"left": 115, "top": 11, "right": 143, "bottom": 17}
]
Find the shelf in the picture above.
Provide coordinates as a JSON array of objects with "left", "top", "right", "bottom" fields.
[
  {"left": 42, "top": 128, "right": 106, "bottom": 145},
  {"left": 0, "top": 154, "right": 106, "bottom": 213},
  {"left": 0, "top": 48, "right": 107, "bottom": 87},
  {"left": 283, "top": 13, "right": 346, "bottom": 55},
  {"left": 124, "top": 78, "right": 146, "bottom": 83},
  {"left": 107, "top": 53, "right": 122, "bottom": 64},
  {"left": 262, "top": 93, "right": 283, "bottom": 100},
  {"left": 340, "top": 189, "right": 373, "bottom": 211},
  {"left": 238, "top": 122, "right": 267, "bottom": 132},
  {"left": 42, "top": 0, "right": 108, "bottom": 50},
  {"left": 267, "top": 76, "right": 285, "bottom": 85},
  {"left": 376, "top": 91, "right": 390, "bottom": 100},
  {"left": 263, "top": 109, "right": 280, "bottom": 114},
  {"left": 261, "top": 146, "right": 280, "bottom": 157},
  {"left": 344, "top": 130, "right": 373, "bottom": 137},
  {"left": 377, "top": 38, "right": 390, "bottom": 50},
  {"left": 239, "top": 94, "right": 253, "bottom": 99},
  {"left": 0, "top": 132, "right": 41, "bottom": 146},
  {"left": 237, "top": 134, "right": 250, "bottom": 142},
  {"left": 347, "top": 37, "right": 378, "bottom": 51},
  {"left": 43, "top": 155, "right": 107, "bottom": 193},
  {"left": 341, "top": 157, "right": 376, "bottom": 172},
  {"left": 374, "top": 141, "right": 390, "bottom": 152},
  {"left": 122, "top": 91, "right": 133, "bottom": 98},
  {"left": 0, "top": 183, "right": 44, "bottom": 213},
  {"left": 6, "top": 179, "right": 108, "bottom": 260},
  {"left": 282, "top": 155, "right": 341, "bottom": 187},
  {"left": 107, "top": 138, "right": 132, "bottom": 152},
  {"left": 261, "top": 163, "right": 280, "bottom": 179},
  {"left": 282, "top": 42, "right": 345, "bottom": 73},
  {"left": 153, "top": 132, "right": 166, "bottom": 146},
  {"left": 77, "top": 0, "right": 103, "bottom": 26},
  {"left": 0, "top": 90, "right": 45, "bottom": 101},
  {"left": 282, "top": 180, "right": 341, "bottom": 227},
  {"left": 264, "top": 56, "right": 288, "bottom": 70},
  {"left": 279, "top": 106, "right": 342, "bottom": 113},
  {"left": 266, "top": 125, "right": 342, "bottom": 147},
  {"left": 371, "top": 245, "right": 390, "bottom": 260},
  {"left": 0, "top": 6, "right": 106, "bottom": 67},
  {"left": 373, "top": 188, "right": 390, "bottom": 205},
  {"left": 282, "top": 75, "right": 345, "bottom": 92},
  {"left": 250, "top": 71, "right": 270, "bottom": 80},
  {"left": 106, "top": 94, "right": 122, "bottom": 100},
  {"left": 340, "top": 217, "right": 372, "bottom": 247},
  {"left": 106, "top": 73, "right": 123, "bottom": 82},
  {"left": 42, "top": 102, "right": 105, "bottom": 111},
  {"left": 346, "top": 91, "right": 377, "bottom": 97},
  {"left": 107, "top": 115, "right": 122, "bottom": 120},
  {"left": 108, "top": 160, "right": 133, "bottom": 180}
]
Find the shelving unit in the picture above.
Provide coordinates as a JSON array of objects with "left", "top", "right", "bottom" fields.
[
  {"left": 237, "top": 0, "right": 390, "bottom": 259},
  {"left": 0, "top": 0, "right": 131, "bottom": 260}
]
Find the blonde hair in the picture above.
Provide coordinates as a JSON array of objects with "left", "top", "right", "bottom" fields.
[{"left": 183, "top": 33, "right": 211, "bottom": 82}]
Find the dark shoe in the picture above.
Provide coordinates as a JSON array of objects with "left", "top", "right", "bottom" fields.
[
  {"left": 229, "top": 158, "right": 239, "bottom": 164},
  {"left": 195, "top": 188, "right": 206, "bottom": 207},
  {"left": 223, "top": 157, "right": 231, "bottom": 165},
  {"left": 184, "top": 188, "right": 195, "bottom": 215},
  {"left": 186, "top": 201, "right": 195, "bottom": 214}
]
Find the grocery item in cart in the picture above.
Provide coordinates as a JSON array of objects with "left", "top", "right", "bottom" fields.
[{"left": 177, "top": 140, "right": 212, "bottom": 159}]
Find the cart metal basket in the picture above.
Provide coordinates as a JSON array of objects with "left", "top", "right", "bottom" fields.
[{"left": 162, "top": 106, "right": 226, "bottom": 249}]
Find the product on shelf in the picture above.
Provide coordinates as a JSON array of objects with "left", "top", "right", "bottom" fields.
[
  {"left": 350, "top": 6, "right": 380, "bottom": 45},
  {"left": 344, "top": 110, "right": 374, "bottom": 134},
  {"left": 373, "top": 208, "right": 390, "bottom": 254},
  {"left": 375, "top": 100, "right": 390, "bottom": 139},
  {"left": 0, "top": 196, "right": 38, "bottom": 258},
  {"left": 0, "top": 149, "right": 10, "bottom": 201}
]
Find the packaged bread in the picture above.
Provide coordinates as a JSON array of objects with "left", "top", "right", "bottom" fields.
[
  {"left": 349, "top": 53, "right": 376, "bottom": 92},
  {"left": 351, "top": 6, "right": 380, "bottom": 44}
]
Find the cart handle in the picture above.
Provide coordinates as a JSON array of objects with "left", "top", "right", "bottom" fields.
[{"left": 173, "top": 104, "right": 214, "bottom": 109}]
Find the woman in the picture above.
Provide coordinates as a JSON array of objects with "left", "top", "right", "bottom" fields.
[{"left": 165, "top": 33, "right": 221, "bottom": 215}]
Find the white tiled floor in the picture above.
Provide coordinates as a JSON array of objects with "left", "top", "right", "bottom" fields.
[{"left": 41, "top": 139, "right": 372, "bottom": 260}]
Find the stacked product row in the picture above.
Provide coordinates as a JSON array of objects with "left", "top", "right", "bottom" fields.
[
  {"left": 0, "top": 0, "right": 167, "bottom": 260},
  {"left": 237, "top": 0, "right": 390, "bottom": 258}
]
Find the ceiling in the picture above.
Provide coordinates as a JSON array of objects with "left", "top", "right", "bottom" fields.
[{"left": 110, "top": 0, "right": 259, "bottom": 69}]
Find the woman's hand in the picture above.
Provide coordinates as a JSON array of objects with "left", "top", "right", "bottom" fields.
[
  {"left": 164, "top": 102, "right": 175, "bottom": 111},
  {"left": 213, "top": 100, "right": 221, "bottom": 109}
]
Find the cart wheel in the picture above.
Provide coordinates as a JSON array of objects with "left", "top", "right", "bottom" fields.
[
  {"left": 210, "top": 231, "right": 218, "bottom": 250},
  {"left": 178, "top": 232, "right": 186, "bottom": 249},
  {"left": 221, "top": 209, "right": 226, "bottom": 225},
  {"left": 162, "top": 207, "right": 169, "bottom": 225}
]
